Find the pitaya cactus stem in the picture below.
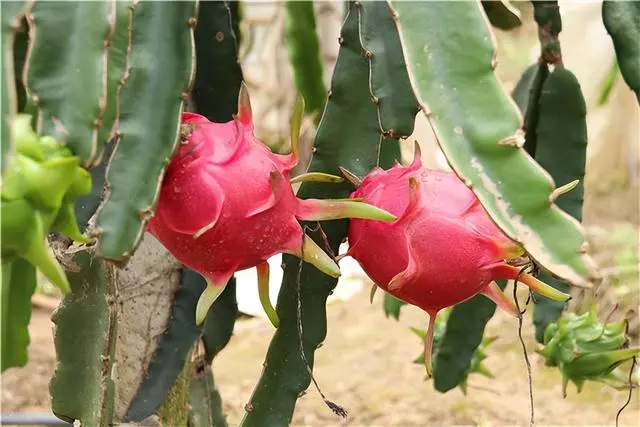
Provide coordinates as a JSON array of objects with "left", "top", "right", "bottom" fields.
[
  {"left": 424, "top": 310, "right": 437, "bottom": 377},
  {"left": 338, "top": 166, "right": 363, "bottom": 187},
  {"left": 297, "top": 198, "right": 397, "bottom": 222}
]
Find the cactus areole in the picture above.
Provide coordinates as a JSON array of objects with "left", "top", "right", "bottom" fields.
[
  {"left": 147, "top": 85, "right": 395, "bottom": 325},
  {"left": 345, "top": 144, "right": 572, "bottom": 376}
]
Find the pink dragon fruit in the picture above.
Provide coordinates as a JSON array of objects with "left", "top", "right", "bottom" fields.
[
  {"left": 345, "top": 143, "right": 571, "bottom": 376},
  {"left": 148, "top": 85, "right": 396, "bottom": 325}
]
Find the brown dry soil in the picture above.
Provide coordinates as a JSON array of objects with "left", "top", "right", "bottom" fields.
[{"left": 2, "top": 285, "right": 639, "bottom": 426}]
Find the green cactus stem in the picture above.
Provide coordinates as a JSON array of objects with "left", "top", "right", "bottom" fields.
[
  {"left": 1, "top": 258, "right": 37, "bottom": 372},
  {"left": 532, "top": 68, "right": 587, "bottom": 343},
  {"left": 23, "top": 1, "right": 116, "bottom": 166},
  {"left": 50, "top": 251, "right": 118, "bottom": 426},
  {"left": 433, "top": 281, "right": 506, "bottom": 393},
  {"left": 96, "top": 0, "right": 198, "bottom": 261},
  {"left": 284, "top": 1, "right": 327, "bottom": 122}
]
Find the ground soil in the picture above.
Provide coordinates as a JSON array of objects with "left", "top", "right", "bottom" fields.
[{"left": 2, "top": 285, "right": 639, "bottom": 426}]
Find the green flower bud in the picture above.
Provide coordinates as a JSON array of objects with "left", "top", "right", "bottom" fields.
[{"left": 539, "top": 308, "right": 639, "bottom": 396}]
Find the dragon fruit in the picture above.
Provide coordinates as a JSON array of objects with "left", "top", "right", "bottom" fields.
[
  {"left": 147, "top": 86, "right": 396, "bottom": 325},
  {"left": 345, "top": 143, "right": 572, "bottom": 376}
]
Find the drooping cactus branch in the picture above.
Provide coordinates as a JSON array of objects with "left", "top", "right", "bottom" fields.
[{"left": 22, "top": 1, "right": 116, "bottom": 166}]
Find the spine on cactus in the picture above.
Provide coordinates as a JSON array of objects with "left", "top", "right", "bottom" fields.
[{"left": 1, "top": 1, "right": 27, "bottom": 175}]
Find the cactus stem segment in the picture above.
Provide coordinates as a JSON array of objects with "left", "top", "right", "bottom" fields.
[
  {"left": 196, "top": 274, "right": 232, "bottom": 325},
  {"left": 338, "top": 166, "right": 363, "bottom": 188},
  {"left": 549, "top": 179, "right": 580, "bottom": 203},
  {"left": 290, "top": 172, "right": 344, "bottom": 184},
  {"left": 296, "top": 199, "right": 396, "bottom": 222},
  {"left": 286, "top": 234, "right": 340, "bottom": 278},
  {"left": 290, "top": 94, "right": 305, "bottom": 160},
  {"left": 257, "top": 262, "right": 279, "bottom": 328},
  {"left": 480, "top": 281, "right": 520, "bottom": 318},
  {"left": 424, "top": 310, "right": 439, "bottom": 378}
]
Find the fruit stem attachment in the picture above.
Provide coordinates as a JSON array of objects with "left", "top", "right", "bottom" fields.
[
  {"left": 424, "top": 310, "right": 438, "bottom": 378},
  {"left": 290, "top": 94, "right": 305, "bottom": 160}
]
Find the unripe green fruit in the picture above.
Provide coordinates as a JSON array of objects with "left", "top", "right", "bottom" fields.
[{"left": 539, "top": 308, "right": 640, "bottom": 396}]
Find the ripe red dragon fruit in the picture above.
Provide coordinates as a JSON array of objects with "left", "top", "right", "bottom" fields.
[
  {"left": 147, "top": 86, "right": 396, "bottom": 325},
  {"left": 345, "top": 144, "right": 571, "bottom": 376}
]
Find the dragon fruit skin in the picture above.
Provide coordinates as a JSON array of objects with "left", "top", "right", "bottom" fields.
[
  {"left": 147, "top": 86, "right": 396, "bottom": 325},
  {"left": 346, "top": 145, "right": 571, "bottom": 376}
]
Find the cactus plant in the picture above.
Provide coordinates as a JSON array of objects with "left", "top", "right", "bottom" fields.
[
  {"left": 285, "top": 1, "right": 327, "bottom": 122},
  {"left": 602, "top": 0, "right": 640, "bottom": 102},
  {"left": 4, "top": 0, "right": 639, "bottom": 424}
]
